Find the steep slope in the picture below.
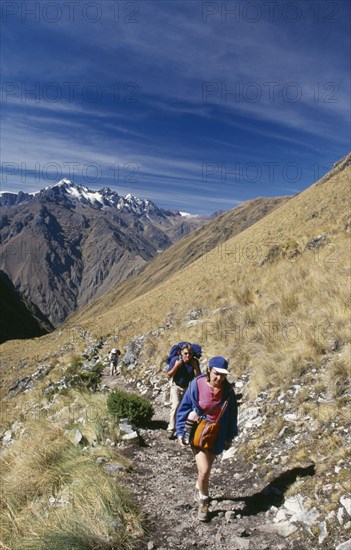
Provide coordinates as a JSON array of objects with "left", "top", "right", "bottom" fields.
[
  {"left": 0, "top": 180, "right": 209, "bottom": 326},
  {"left": 78, "top": 195, "right": 290, "bottom": 317},
  {"left": 73, "top": 153, "right": 350, "bottom": 338},
  {"left": 0, "top": 271, "right": 52, "bottom": 343}
]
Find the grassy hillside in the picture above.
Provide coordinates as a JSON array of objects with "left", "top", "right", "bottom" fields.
[
  {"left": 74, "top": 195, "right": 290, "bottom": 321},
  {"left": 72, "top": 153, "right": 350, "bottom": 358}
]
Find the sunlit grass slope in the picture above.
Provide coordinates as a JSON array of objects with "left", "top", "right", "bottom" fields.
[
  {"left": 73, "top": 154, "right": 350, "bottom": 359},
  {"left": 74, "top": 195, "right": 289, "bottom": 319}
]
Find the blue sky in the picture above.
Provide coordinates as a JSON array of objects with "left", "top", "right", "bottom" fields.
[{"left": 0, "top": 0, "right": 350, "bottom": 214}]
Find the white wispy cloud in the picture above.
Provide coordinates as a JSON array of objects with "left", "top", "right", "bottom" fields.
[{"left": 1, "top": 0, "right": 349, "bottom": 213}]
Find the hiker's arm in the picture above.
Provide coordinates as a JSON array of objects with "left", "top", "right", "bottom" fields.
[
  {"left": 167, "top": 358, "right": 183, "bottom": 378},
  {"left": 175, "top": 387, "right": 192, "bottom": 437}
]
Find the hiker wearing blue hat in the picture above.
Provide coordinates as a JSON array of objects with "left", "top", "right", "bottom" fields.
[{"left": 176, "top": 356, "right": 238, "bottom": 522}]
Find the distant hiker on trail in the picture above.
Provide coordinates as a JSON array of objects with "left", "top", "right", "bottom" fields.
[
  {"left": 176, "top": 356, "right": 238, "bottom": 522},
  {"left": 166, "top": 343, "right": 201, "bottom": 439},
  {"left": 109, "top": 348, "right": 121, "bottom": 376}
]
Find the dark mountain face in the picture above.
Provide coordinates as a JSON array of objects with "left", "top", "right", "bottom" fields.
[
  {"left": 0, "top": 191, "right": 34, "bottom": 208},
  {"left": 0, "top": 180, "right": 208, "bottom": 327},
  {"left": 0, "top": 271, "right": 53, "bottom": 343}
]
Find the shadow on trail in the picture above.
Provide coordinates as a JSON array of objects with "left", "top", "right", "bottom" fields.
[
  {"left": 211, "top": 464, "right": 316, "bottom": 519},
  {"left": 137, "top": 419, "right": 169, "bottom": 447},
  {"left": 145, "top": 419, "right": 168, "bottom": 430}
]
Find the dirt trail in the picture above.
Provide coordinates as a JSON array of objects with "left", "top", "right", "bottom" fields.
[{"left": 103, "top": 373, "right": 309, "bottom": 550}]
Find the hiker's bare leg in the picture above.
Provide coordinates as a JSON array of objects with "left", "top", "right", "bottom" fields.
[{"left": 194, "top": 449, "right": 216, "bottom": 497}]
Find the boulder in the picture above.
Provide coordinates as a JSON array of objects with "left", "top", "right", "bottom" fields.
[
  {"left": 122, "top": 431, "right": 139, "bottom": 444},
  {"left": 340, "top": 496, "right": 351, "bottom": 516},
  {"left": 2, "top": 430, "right": 13, "bottom": 444},
  {"left": 318, "top": 521, "right": 328, "bottom": 544},
  {"left": 257, "top": 521, "right": 298, "bottom": 538},
  {"left": 103, "top": 462, "right": 127, "bottom": 475},
  {"left": 283, "top": 494, "right": 305, "bottom": 516}
]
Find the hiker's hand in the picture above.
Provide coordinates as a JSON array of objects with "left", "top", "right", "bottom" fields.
[
  {"left": 178, "top": 436, "right": 186, "bottom": 447},
  {"left": 224, "top": 441, "right": 232, "bottom": 450}
]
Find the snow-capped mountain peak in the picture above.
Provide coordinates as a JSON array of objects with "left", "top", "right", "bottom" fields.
[
  {"left": 0, "top": 180, "right": 199, "bottom": 220},
  {"left": 56, "top": 178, "right": 73, "bottom": 186}
]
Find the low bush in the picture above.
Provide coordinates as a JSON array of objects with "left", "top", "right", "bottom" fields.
[
  {"left": 64, "top": 363, "right": 104, "bottom": 391},
  {"left": 107, "top": 389, "right": 154, "bottom": 427},
  {"left": 66, "top": 355, "right": 83, "bottom": 375}
]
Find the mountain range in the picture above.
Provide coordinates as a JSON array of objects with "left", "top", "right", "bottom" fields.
[{"left": 0, "top": 179, "right": 209, "bottom": 328}]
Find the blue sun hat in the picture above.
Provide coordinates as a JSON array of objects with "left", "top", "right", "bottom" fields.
[{"left": 208, "top": 356, "right": 229, "bottom": 375}]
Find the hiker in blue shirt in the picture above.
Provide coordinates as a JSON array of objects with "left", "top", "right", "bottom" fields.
[
  {"left": 176, "top": 356, "right": 238, "bottom": 521},
  {"left": 166, "top": 343, "right": 201, "bottom": 439}
]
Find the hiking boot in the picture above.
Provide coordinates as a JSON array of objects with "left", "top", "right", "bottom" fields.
[
  {"left": 197, "top": 498, "right": 210, "bottom": 522},
  {"left": 167, "top": 430, "right": 176, "bottom": 440}
]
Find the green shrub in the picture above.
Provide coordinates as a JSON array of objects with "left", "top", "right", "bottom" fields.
[
  {"left": 66, "top": 355, "right": 83, "bottom": 375},
  {"left": 107, "top": 389, "right": 154, "bottom": 427},
  {"left": 65, "top": 363, "right": 104, "bottom": 391}
]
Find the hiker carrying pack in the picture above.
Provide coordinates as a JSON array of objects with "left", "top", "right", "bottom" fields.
[
  {"left": 109, "top": 348, "right": 121, "bottom": 376},
  {"left": 166, "top": 342, "right": 202, "bottom": 439},
  {"left": 166, "top": 341, "right": 202, "bottom": 365}
]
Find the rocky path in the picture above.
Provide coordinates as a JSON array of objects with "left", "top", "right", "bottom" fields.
[{"left": 103, "top": 372, "right": 311, "bottom": 550}]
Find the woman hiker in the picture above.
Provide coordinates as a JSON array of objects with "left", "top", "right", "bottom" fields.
[
  {"left": 166, "top": 343, "right": 201, "bottom": 439},
  {"left": 176, "top": 356, "right": 238, "bottom": 521}
]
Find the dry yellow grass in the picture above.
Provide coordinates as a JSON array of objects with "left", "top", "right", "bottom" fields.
[
  {"left": 0, "top": 392, "right": 142, "bottom": 550},
  {"left": 70, "top": 155, "right": 350, "bottom": 344}
]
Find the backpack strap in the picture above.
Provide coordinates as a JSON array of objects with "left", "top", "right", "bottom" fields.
[
  {"left": 199, "top": 398, "right": 229, "bottom": 424},
  {"left": 196, "top": 377, "right": 232, "bottom": 423}
]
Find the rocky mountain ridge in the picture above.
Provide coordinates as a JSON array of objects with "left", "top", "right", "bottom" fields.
[{"left": 0, "top": 179, "right": 192, "bottom": 219}]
